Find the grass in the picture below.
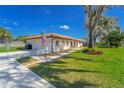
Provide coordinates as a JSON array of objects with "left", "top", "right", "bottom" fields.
[
  {"left": 19, "top": 48, "right": 124, "bottom": 88},
  {"left": 0, "top": 47, "right": 23, "bottom": 52},
  {"left": 16, "top": 57, "right": 38, "bottom": 67}
]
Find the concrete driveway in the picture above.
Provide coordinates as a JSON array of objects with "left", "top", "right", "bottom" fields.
[{"left": 0, "top": 51, "right": 55, "bottom": 88}]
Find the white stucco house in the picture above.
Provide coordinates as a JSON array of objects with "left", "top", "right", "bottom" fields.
[{"left": 25, "top": 33, "right": 83, "bottom": 55}]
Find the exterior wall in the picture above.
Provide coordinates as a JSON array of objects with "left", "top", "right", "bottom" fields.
[
  {"left": 26, "top": 37, "right": 83, "bottom": 55},
  {"left": 52, "top": 39, "right": 82, "bottom": 52},
  {"left": 53, "top": 39, "right": 66, "bottom": 52},
  {"left": 26, "top": 38, "right": 52, "bottom": 55}
]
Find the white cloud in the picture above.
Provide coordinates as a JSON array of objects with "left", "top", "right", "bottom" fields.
[
  {"left": 13, "top": 22, "right": 18, "bottom": 26},
  {"left": 59, "top": 25, "right": 70, "bottom": 30}
]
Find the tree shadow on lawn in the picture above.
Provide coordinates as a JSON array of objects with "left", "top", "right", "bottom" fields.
[
  {"left": 60, "top": 50, "right": 94, "bottom": 62},
  {"left": 50, "top": 78, "right": 98, "bottom": 88},
  {"left": 62, "top": 56, "right": 94, "bottom": 62},
  {"left": 31, "top": 61, "right": 100, "bottom": 88}
]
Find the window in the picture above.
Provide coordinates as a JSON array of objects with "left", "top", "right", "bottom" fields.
[
  {"left": 70, "top": 41, "right": 72, "bottom": 46},
  {"left": 66, "top": 41, "right": 69, "bottom": 45},
  {"left": 56, "top": 40, "right": 59, "bottom": 46}
]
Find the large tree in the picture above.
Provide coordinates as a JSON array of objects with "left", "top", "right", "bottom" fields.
[{"left": 84, "top": 5, "right": 107, "bottom": 48}]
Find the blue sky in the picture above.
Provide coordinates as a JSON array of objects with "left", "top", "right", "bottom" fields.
[{"left": 0, "top": 5, "right": 124, "bottom": 39}]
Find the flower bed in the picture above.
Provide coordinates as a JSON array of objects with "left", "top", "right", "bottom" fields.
[{"left": 82, "top": 48, "right": 103, "bottom": 55}]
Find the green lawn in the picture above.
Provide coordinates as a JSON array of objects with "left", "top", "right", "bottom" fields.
[
  {"left": 24, "top": 48, "right": 124, "bottom": 88},
  {"left": 0, "top": 47, "right": 23, "bottom": 52}
]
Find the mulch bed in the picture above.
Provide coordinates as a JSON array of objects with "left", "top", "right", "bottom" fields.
[{"left": 82, "top": 49, "right": 103, "bottom": 55}]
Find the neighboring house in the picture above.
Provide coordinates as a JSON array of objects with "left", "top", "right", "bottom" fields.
[{"left": 25, "top": 33, "right": 83, "bottom": 55}]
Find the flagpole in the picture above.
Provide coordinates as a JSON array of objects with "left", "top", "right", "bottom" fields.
[{"left": 41, "top": 30, "right": 47, "bottom": 62}]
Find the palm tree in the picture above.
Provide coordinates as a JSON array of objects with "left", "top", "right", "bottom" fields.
[
  {"left": 94, "top": 16, "right": 118, "bottom": 45},
  {"left": 84, "top": 5, "right": 107, "bottom": 48},
  {"left": 101, "top": 17, "right": 118, "bottom": 45},
  {"left": 0, "top": 27, "right": 13, "bottom": 49}
]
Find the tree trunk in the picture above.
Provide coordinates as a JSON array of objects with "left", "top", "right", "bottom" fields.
[
  {"left": 94, "top": 32, "right": 99, "bottom": 46},
  {"left": 88, "top": 29, "right": 94, "bottom": 48},
  {"left": 5, "top": 38, "right": 9, "bottom": 50}
]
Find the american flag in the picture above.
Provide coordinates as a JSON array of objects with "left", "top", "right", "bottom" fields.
[{"left": 41, "top": 31, "right": 47, "bottom": 47}]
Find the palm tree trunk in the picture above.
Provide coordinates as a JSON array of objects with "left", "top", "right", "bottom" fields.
[{"left": 5, "top": 38, "right": 8, "bottom": 50}]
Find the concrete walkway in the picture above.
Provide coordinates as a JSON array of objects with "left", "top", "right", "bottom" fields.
[
  {"left": 0, "top": 48, "right": 80, "bottom": 88},
  {"left": 0, "top": 51, "right": 55, "bottom": 88}
]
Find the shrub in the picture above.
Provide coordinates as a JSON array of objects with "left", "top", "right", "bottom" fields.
[{"left": 108, "top": 31, "right": 124, "bottom": 48}]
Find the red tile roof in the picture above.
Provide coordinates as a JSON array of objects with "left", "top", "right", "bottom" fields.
[{"left": 25, "top": 33, "right": 81, "bottom": 42}]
